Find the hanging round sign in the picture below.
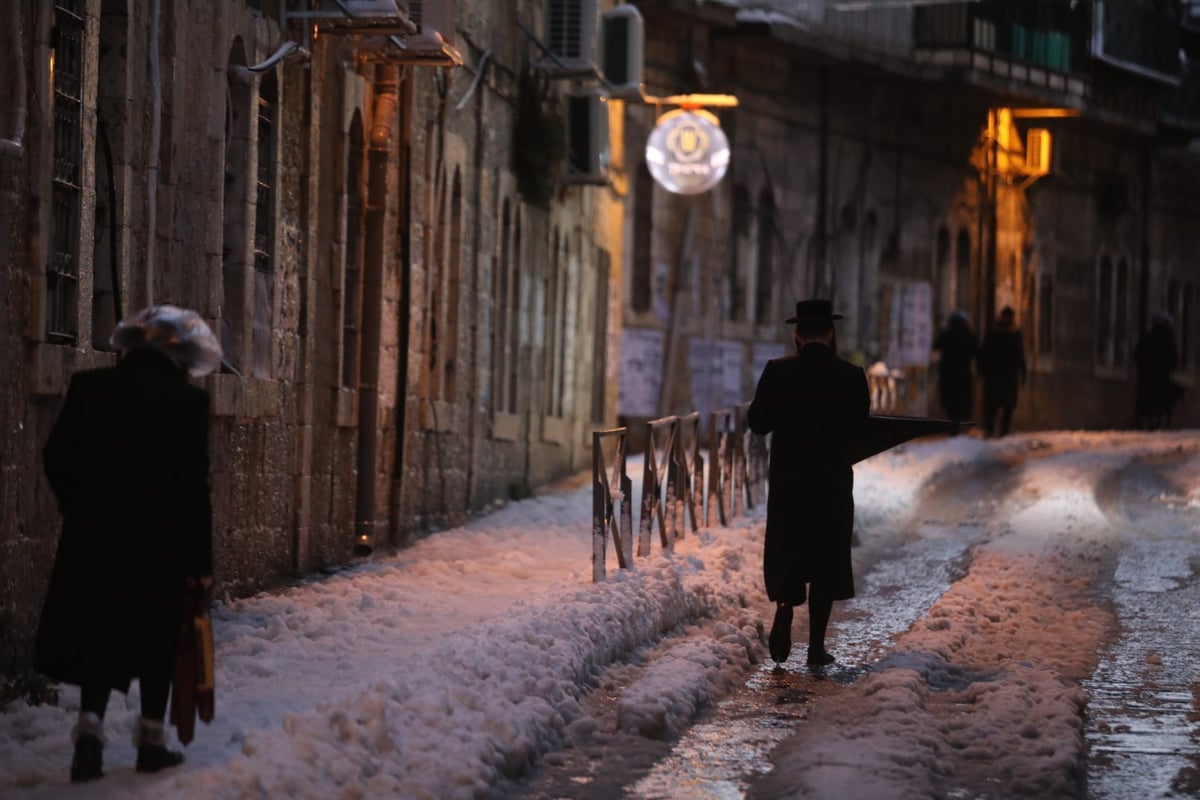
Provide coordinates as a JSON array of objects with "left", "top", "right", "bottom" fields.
[{"left": 645, "top": 108, "right": 731, "bottom": 195}]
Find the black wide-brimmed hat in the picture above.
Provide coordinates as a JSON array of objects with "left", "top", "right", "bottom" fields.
[{"left": 785, "top": 299, "right": 843, "bottom": 325}]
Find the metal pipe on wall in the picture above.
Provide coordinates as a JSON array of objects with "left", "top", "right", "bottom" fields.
[{"left": 354, "top": 63, "right": 398, "bottom": 556}]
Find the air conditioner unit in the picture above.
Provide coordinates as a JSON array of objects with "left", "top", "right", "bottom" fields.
[
  {"left": 544, "top": 0, "right": 600, "bottom": 74},
  {"left": 386, "top": 0, "right": 462, "bottom": 65},
  {"left": 601, "top": 5, "right": 644, "bottom": 97},
  {"left": 1025, "top": 128, "right": 1052, "bottom": 175},
  {"left": 565, "top": 92, "right": 609, "bottom": 183},
  {"left": 301, "top": 0, "right": 415, "bottom": 35}
]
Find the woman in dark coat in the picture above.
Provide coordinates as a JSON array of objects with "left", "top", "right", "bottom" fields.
[
  {"left": 747, "top": 300, "right": 870, "bottom": 666},
  {"left": 932, "top": 310, "right": 978, "bottom": 432},
  {"left": 36, "top": 305, "right": 218, "bottom": 782}
]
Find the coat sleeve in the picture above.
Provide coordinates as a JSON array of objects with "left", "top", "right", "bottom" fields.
[
  {"left": 42, "top": 374, "right": 88, "bottom": 516},
  {"left": 183, "top": 390, "right": 214, "bottom": 578},
  {"left": 746, "top": 360, "right": 776, "bottom": 435}
]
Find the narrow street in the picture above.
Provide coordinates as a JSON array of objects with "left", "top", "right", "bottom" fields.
[{"left": 497, "top": 436, "right": 1200, "bottom": 800}]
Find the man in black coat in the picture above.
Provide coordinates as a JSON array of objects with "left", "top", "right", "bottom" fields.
[
  {"left": 747, "top": 299, "right": 870, "bottom": 666},
  {"left": 36, "top": 306, "right": 216, "bottom": 782},
  {"left": 978, "top": 306, "right": 1027, "bottom": 437},
  {"left": 932, "top": 310, "right": 978, "bottom": 433},
  {"left": 1135, "top": 311, "right": 1182, "bottom": 430}
]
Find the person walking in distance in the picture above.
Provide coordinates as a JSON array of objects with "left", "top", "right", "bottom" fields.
[
  {"left": 1134, "top": 310, "right": 1183, "bottom": 430},
  {"left": 978, "top": 306, "right": 1027, "bottom": 437},
  {"left": 747, "top": 299, "right": 870, "bottom": 666},
  {"left": 35, "top": 306, "right": 218, "bottom": 782},
  {"left": 932, "top": 310, "right": 979, "bottom": 434}
]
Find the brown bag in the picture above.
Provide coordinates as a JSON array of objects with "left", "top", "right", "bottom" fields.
[{"left": 169, "top": 583, "right": 214, "bottom": 745}]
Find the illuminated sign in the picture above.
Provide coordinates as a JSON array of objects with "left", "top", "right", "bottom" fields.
[{"left": 645, "top": 108, "right": 731, "bottom": 195}]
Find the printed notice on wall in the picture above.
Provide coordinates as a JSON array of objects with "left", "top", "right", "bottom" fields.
[
  {"left": 887, "top": 281, "right": 933, "bottom": 368},
  {"left": 618, "top": 327, "right": 665, "bottom": 418},
  {"left": 688, "top": 339, "right": 744, "bottom": 421},
  {"left": 751, "top": 342, "right": 788, "bottom": 386}
]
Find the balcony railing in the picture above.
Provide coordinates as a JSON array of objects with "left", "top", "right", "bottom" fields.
[{"left": 914, "top": 1, "right": 1089, "bottom": 75}]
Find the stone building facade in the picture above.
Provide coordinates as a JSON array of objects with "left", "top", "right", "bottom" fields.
[
  {"left": 619, "top": 0, "right": 1200, "bottom": 434},
  {"left": 0, "top": 0, "right": 625, "bottom": 675}
]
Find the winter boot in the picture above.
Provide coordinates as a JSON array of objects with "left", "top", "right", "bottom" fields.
[
  {"left": 134, "top": 717, "right": 185, "bottom": 774},
  {"left": 768, "top": 603, "right": 793, "bottom": 663},
  {"left": 70, "top": 712, "right": 105, "bottom": 783}
]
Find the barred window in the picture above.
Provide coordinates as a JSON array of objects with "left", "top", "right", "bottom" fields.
[
  {"left": 251, "top": 72, "right": 278, "bottom": 378},
  {"left": 48, "top": 0, "right": 86, "bottom": 344}
]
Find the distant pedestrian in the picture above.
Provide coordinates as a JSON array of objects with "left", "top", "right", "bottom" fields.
[
  {"left": 35, "top": 305, "right": 219, "bottom": 783},
  {"left": 1135, "top": 310, "right": 1184, "bottom": 430},
  {"left": 978, "top": 306, "right": 1026, "bottom": 437},
  {"left": 932, "top": 310, "right": 978, "bottom": 433},
  {"left": 747, "top": 299, "right": 870, "bottom": 667}
]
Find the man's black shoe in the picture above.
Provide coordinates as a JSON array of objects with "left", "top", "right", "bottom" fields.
[
  {"left": 806, "top": 649, "right": 836, "bottom": 666},
  {"left": 70, "top": 733, "right": 104, "bottom": 783},
  {"left": 136, "top": 744, "right": 186, "bottom": 773},
  {"left": 768, "top": 604, "right": 793, "bottom": 663}
]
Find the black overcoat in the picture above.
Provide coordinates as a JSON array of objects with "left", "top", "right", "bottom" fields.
[
  {"left": 933, "top": 322, "right": 978, "bottom": 423},
  {"left": 36, "top": 348, "right": 213, "bottom": 692},
  {"left": 978, "top": 327, "right": 1027, "bottom": 408},
  {"left": 747, "top": 343, "right": 870, "bottom": 605}
]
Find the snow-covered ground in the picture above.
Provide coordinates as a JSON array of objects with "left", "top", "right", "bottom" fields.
[{"left": 1, "top": 431, "right": 1198, "bottom": 799}]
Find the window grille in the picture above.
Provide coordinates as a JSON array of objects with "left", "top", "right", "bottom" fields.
[
  {"left": 49, "top": 0, "right": 86, "bottom": 344},
  {"left": 252, "top": 77, "right": 277, "bottom": 377}
]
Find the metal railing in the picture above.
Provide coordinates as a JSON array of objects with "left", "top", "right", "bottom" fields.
[{"left": 592, "top": 407, "right": 770, "bottom": 582}]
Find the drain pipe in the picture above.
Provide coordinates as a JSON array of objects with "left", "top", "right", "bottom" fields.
[
  {"left": 146, "top": 0, "right": 162, "bottom": 304},
  {"left": 354, "top": 64, "right": 398, "bottom": 556},
  {"left": 0, "top": 12, "right": 26, "bottom": 158}
]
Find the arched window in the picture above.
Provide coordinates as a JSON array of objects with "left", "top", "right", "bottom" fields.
[
  {"left": 48, "top": 0, "right": 87, "bottom": 343},
  {"left": 222, "top": 39, "right": 251, "bottom": 370},
  {"left": 341, "top": 112, "right": 364, "bottom": 389},
  {"left": 251, "top": 70, "right": 278, "bottom": 378}
]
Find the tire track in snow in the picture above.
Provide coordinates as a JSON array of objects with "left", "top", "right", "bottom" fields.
[{"left": 1086, "top": 447, "right": 1200, "bottom": 799}]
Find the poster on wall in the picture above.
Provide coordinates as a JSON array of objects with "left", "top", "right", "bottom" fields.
[
  {"left": 688, "top": 339, "right": 744, "bottom": 421},
  {"left": 887, "top": 281, "right": 933, "bottom": 368},
  {"left": 618, "top": 327, "right": 665, "bottom": 418}
]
